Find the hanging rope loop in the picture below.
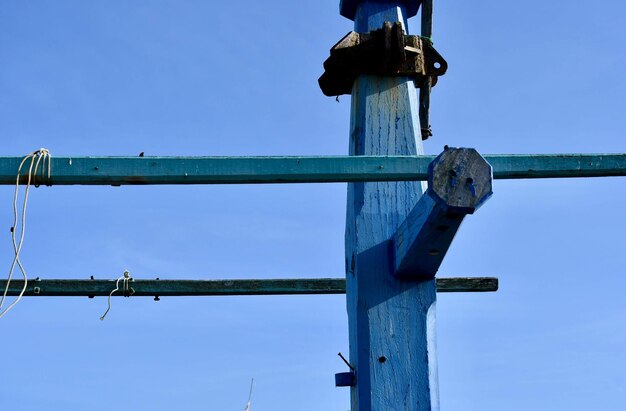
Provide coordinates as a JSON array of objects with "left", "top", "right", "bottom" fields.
[
  {"left": 0, "top": 148, "right": 52, "bottom": 319},
  {"left": 100, "top": 270, "right": 134, "bottom": 320}
]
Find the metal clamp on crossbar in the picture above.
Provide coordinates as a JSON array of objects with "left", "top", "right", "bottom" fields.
[{"left": 318, "top": 21, "right": 447, "bottom": 97}]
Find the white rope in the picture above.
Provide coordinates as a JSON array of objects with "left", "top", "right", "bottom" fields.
[
  {"left": 0, "top": 148, "right": 51, "bottom": 318},
  {"left": 100, "top": 270, "right": 131, "bottom": 321}
]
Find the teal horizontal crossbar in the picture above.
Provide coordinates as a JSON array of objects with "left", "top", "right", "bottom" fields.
[
  {"left": 0, "top": 277, "right": 497, "bottom": 296},
  {"left": 0, "top": 154, "right": 623, "bottom": 185}
]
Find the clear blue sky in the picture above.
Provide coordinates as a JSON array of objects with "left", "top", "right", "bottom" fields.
[{"left": 1, "top": 1, "right": 625, "bottom": 410}]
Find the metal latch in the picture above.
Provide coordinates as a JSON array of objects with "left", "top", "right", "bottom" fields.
[{"left": 318, "top": 21, "right": 447, "bottom": 97}]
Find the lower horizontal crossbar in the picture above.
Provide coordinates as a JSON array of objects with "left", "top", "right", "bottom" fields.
[{"left": 1, "top": 277, "right": 498, "bottom": 297}]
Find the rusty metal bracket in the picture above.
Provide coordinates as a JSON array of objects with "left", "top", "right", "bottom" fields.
[{"left": 318, "top": 21, "right": 447, "bottom": 98}]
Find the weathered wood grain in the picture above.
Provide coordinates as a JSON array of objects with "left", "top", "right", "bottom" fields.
[
  {"left": 0, "top": 277, "right": 498, "bottom": 297},
  {"left": 345, "top": 2, "right": 438, "bottom": 410},
  {"left": 0, "top": 154, "right": 623, "bottom": 185},
  {"left": 394, "top": 148, "right": 493, "bottom": 279},
  {"left": 428, "top": 148, "right": 493, "bottom": 213}
]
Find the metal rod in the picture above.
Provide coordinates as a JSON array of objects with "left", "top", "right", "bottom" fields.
[
  {"left": 419, "top": 0, "right": 434, "bottom": 140},
  {"left": 0, "top": 277, "right": 498, "bottom": 297},
  {"left": 0, "top": 154, "right": 623, "bottom": 185}
]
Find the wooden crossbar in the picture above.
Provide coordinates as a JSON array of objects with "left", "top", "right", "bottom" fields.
[
  {"left": 0, "top": 277, "right": 498, "bottom": 297},
  {"left": 0, "top": 154, "right": 623, "bottom": 185}
]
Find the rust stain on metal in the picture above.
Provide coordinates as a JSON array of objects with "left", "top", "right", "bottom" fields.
[{"left": 319, "top": 21, "right": 447, "bottom": 97}]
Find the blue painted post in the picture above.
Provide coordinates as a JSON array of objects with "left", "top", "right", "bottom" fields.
[
  {"left": 340, "top": 1, "right": 439, "bottom": 410},
  {"left": 394, "top": 148, "right": 493, "bottom": 279}
]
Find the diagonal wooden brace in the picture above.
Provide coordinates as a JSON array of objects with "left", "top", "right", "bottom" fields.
[{"left": 393, "top": 147, "right": 493, "bottom": 279}]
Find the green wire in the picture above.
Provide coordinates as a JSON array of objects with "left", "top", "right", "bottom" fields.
[{"left": 419, "top": 35, "right": 434, "bottom": 45}]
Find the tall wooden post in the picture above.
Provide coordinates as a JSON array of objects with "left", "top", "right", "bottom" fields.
[{"left": 341, "top": 1, "right": 439, "bottom": 410}]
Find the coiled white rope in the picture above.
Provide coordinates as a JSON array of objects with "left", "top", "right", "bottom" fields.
[
  {"left": 0, "top": 148, "right": 51, "bottom": 318},
  {"left": 100, "top": 270, "right": 131, "bottom": 320}
]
